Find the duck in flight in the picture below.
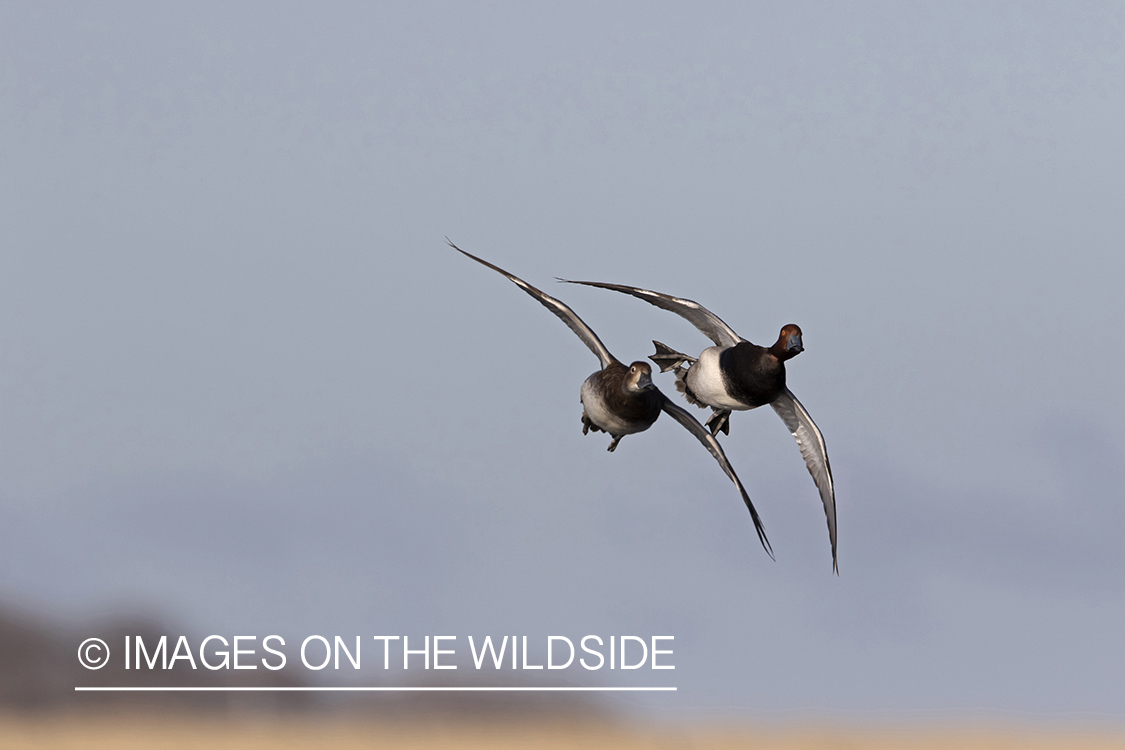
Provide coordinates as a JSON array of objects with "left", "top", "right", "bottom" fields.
[
  {"left": 449, "top": 241, "right": 772, "bottom": 559},
  {"left": 559, "top": 280, "right": 836, "bottom": 572}
]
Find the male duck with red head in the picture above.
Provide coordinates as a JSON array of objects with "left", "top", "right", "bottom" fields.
[{"left": 560, "top": 280, "right": 837, "bottom": 573}]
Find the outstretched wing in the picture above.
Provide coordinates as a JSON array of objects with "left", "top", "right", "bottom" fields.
[
  {"left": 559, "top": 280, "right": 743, "bottom": 348},
  {"left": 771, "top": 388, "right": 837, "bottom": 573},
  {"left": 659, "top": 394, "right": 773, "bottom": 559},
  {"left": 450, "top": 241, "right": 619, "bottom": 370}
]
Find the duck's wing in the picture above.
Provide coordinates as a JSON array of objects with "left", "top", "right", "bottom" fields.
[
  {"left": 771, "top": 388, "right": 837, "bottom": 573},
  {"left": 559, "top": 280, "right": 742, "bottom": 348},
  {"left": 450, "top": 241, "right": 619, "bottom": 370},
  {"left": 659, "top": 393, "right": 773, "bottom": 559}
]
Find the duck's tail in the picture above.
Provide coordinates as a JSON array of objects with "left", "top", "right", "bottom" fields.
[
  {"left": 652, "top": 341, "right": 710, "bottom": 409},
  {"left": 650, "top": 340, "right": 695, "bottom": 373}
]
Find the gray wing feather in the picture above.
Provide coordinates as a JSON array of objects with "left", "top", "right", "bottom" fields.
[
  {"left": 659, "top": 395, "right": 773, "bottom": 559},
  {"left": 559, "top": 280, "right": 742, "bottom": 348},
  {"left": 450, "top": 241, "right": 619, "bottom": 370},
  {"left": 771, "top": 388, "right": 837, "bottom": 573}
]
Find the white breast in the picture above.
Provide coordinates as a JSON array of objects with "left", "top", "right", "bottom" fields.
[
  {"left": 580, "top": 375, "right": 646, "bottom": 436},
  {"left": 685, "top": 346, "right": 753, "bottom": 411}
]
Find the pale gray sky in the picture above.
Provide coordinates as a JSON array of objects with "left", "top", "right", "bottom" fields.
[{"left": 1, "top": 2, "right": 1123, "bottom": 717}]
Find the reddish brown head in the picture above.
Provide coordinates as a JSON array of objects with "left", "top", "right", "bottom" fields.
[{"left": 769, "top": 324, "right": 804, "bottom": 361}]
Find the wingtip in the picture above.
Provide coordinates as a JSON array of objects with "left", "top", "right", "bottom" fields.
[
  {"left": 445, "top": 239, "right": 468, "bottom": 259},
  {"left": 556, "top": 277, "right": 590, "bottom": 287},
  {"left": 753, "top": 519, "right": 774, "bottom": 561}
]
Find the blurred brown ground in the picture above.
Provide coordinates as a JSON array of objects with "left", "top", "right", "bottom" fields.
[
  {"left": 1, "top": 714, "right": 1124, "bottom": 750},
  {"left": 3, "top": 605, "right": 1123, "bottom": 748}
]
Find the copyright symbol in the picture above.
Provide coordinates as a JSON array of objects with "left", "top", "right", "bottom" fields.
[{"left": 78, "top": 638, "right": 110, "bottom": 669}]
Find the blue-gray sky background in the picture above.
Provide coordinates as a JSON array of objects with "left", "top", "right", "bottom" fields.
[{"left": 2, "top": 2, "right": 1123, "bottom": 718}]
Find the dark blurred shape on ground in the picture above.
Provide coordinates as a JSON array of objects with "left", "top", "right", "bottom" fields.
[
  {"left": 0, "top": 603, "right": 609, "bottom": 721},
  {"left": 0, "top": 604, "right": 308, "bottom": 714}
]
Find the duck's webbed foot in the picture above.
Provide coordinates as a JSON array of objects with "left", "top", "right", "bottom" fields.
[
  {"left": 582, "top": 412, "right": 603, "bottom": 436},
  {"left": 706, "top": 409, "right": 731, "bottom": 436},
  {"left": 607, "top": 436, "right": 622, "bottom": 452},
  {"left": 650, "top": 340, "right": 697, "bottom": 374}
]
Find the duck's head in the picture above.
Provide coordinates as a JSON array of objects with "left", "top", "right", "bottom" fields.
[
  {"left": 624, "top": 361, "right": 656, "bottom": 393},
  {"left": 771, "top": 324, "right": 804, "bottom": 361}
]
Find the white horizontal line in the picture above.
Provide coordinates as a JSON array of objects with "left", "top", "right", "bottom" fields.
[{"left": 74, "top": 686, "right": 676, "bottom": 692}]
